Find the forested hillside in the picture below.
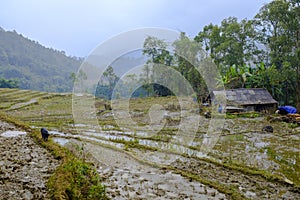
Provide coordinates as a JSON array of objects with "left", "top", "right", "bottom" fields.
[{"left": 0, "top": 27, "right": 81, "bottom": 92}]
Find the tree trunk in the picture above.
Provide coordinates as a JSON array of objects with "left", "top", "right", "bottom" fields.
[
  {"left": 296, "top": 29, "right": 300, "bottom": 112},
  {"left": 285, "top": 80, "right": 288, "bottom": 105},
  {"left": 296, "top": 65, "right": 300, "bottom": 112}
]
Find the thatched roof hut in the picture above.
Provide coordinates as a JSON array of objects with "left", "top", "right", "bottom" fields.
[{"left": 211, "top": 88, "right": 278, "bottom": 113}]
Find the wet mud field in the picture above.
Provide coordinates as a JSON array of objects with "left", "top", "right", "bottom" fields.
[
  {"left": 1, "top": 89, "right": 300, "bottom": 199},
  {"left": 0, "top": 120, "right": 60, "bottom": 200},
  {"left": 49, "top": 107, "right": 300, "bottom": 199}
]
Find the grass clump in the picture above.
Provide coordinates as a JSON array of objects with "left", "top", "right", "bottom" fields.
[
  {"left": 48, "top": 156, "right": 108, "bottom": 200},
  {"left": 226, "top": 112, "right": 261, "bottom": 119}
]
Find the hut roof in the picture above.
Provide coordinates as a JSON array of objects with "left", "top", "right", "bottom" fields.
[{"left": 212, "top": 88, "right": 277, "bottom": 106}]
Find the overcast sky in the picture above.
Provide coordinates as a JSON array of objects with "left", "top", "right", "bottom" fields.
[{"left": 0, "top": 0, "right": 271, "bottom": 57}]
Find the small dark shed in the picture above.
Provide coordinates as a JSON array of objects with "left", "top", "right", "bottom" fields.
[{"left": 211, "top": 88, "right": 278, "bottom": 113}]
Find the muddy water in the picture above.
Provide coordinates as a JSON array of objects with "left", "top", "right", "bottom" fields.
[
  {"left": 51, "top": 129, "right": 210, "bottom": 160},
  {"left": 1, "top": 130, "right": 27, "bottom": 137},
  {"left": 53, "top": 124, "right": 299, "bottom": 178}
]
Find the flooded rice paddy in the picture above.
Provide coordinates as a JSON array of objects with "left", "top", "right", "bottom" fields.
[
  {"left": 46, "top": 109, "right": 300, "bottom": 199},
  {"left": 1, "top": 89, "right": 299, "bottom": 199}
]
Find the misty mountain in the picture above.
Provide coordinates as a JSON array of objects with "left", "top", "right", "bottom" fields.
[{"left": 0, "top": 27, "right": 82, "bottom": 92}]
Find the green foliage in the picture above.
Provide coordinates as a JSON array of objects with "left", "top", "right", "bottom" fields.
[
  {"left": 47, "top": 153, "right": 108, "bottom": 200},
  {"left": 226, "top": 112, "right": 261, "bottom": 119},
  {"left": 143, "top": 36, "right": 173, "bottom": 66},
  {"left": 141, "top": 33, "right": 208, "bottom": 98},
  {"left": 63, "top": 158, "right": 107, "bottom": 200},
  {"left": 288, "top": 123, "right": 299, "bottom": 129},
  {"left": 102, "top": 66, "right": 118, "bottom": 89},
  {"left": 95, "top": 66, "right": 119, "bottom": 99},
  {"left": 194, "top": 0, "right": 300, "bottom": 107},
  {"left": 142, "top": 37, "right": 174, "bottom": 96},
  {"left": 254, "top": 0, "right": 300, "bottom": 107},
  {"left": 0, "top": 78, "right": 19, "bottom": 88},
  {"left": 173, "top": 32, "right": 207, "bottom": 97},
  {"left": 140, "top": 7, "right": 298, "bottom": 106},
  {"left": 254, "top": 0, "right": 292, "bottom": 68},
  {"left": 219, "top": 61, "right": 297, "bottom": 105},
  {"left": 195, "top": 17, "right": 259, "bottom": 68}
]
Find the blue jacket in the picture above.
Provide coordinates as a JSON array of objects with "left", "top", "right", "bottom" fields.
[{"left": 278, "top": 106, "right": 297, "bottom": 114}]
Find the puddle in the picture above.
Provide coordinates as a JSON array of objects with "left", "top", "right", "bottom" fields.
[
  {"left": 290, "top": 134, "right": 300, "bottom": 141},
  {"left": 102, "top": 130, "right": 124, "bottom": 135},
  {"left": 83, "top": 130, "right": 160, "bottom": 142},
  {"left": 102, "top": 125, "right": 115, "bottom": 129},
  {"left": 52, "top": 137, "right": 69, "bottom": 145},
  {"left": 139, "top": 139, "right": 209, "bottom": 158},
  {"left": 74, "top": 123, "right": 88, "bottom": 127},
  {"left": 0, "top": 131, "right": 27, "bottom": 137},
  {"left": 79, "top": 135, "right": 124, "bottom": 148},
  {"left": 246, "top": 132, "right": 273, "bottom": 141},
  {"left": 49, "top": 130, "right": 67, "bottom": 136},
  {"left": 51, "top": 130, "right": 124, "bottom": 149},
  {"left": 254, "top": 141, "right": 270, "bottom": 148},
  {"left": 123, "top": 131, "right": 149, "bottom": 137},
  {"left": 82, "top": 131, "right": 132, "bottom": 141},
  {"left": 51, "top": 129, "right": 209, "bottom": 160}
]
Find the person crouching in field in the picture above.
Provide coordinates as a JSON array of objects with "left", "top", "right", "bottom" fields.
[{"left": 41, "top": 128, "right": 49, "bottom": 141}]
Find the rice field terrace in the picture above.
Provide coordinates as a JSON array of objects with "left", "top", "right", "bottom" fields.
[{"left": 1, "top": 88, "right": 300, "bottom": 199}]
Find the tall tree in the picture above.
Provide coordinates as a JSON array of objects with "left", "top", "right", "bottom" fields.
[
  {"left": 95, "top": 66, "right": 119, "bottom": 99},
  {"left": 143, "top": 36, "right": 173, "bottom": 66},
  {"left": 255, "top": 0, "right": 300, "bottom": 106},
  {"left": 173, "top": 32, "right": 206, "bottom": 98},
  {"left": 142, "top": 36, "right": 174, "bottom": 96},
  {"left": 194, "top": 23, "right": 222, "bottom": 66},
  {"left": 102, "top": 66, "right": 118, "bottom": 89},
  {"left": 195, "top": 17, "right": 258, "bottom": 70},
  {"left": 254, "top": 0, "right": 291, "bottom": 68},
  {"left": 289, "top": 0, "right": 300, "bottom": 109}
]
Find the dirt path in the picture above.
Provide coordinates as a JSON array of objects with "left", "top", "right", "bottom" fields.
[{"left": 0, "top": 121, "right": 60, "bottom": 200}]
